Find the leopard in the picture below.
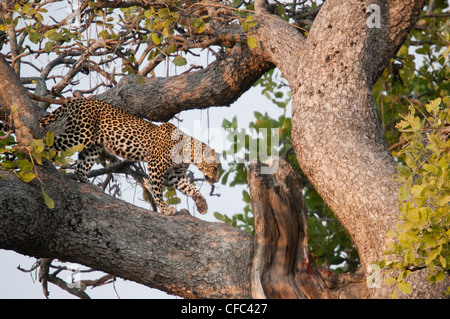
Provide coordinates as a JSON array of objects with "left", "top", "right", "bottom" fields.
[{"left": 39, "top": 99, "right": 222, "bottom": 216}]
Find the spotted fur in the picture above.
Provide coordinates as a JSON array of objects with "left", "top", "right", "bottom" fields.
[{"left": 40, "top": 99, "right": 221, "bottom": 216}]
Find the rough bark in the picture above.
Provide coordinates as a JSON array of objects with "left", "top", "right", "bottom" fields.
[
  {"left": 248, "top": 159, "right": 368, "bottom": 299},
  {"left": 96, "top": 44, "right": 273, "bottom": 122},
  {"left": 0, "top": 164, "right": 253, "bottom": 299},
  {"left": 0, "top": 55, "right": 44, "bottom": 145},
  {"left": 250, "top": 0, "right": 449, "bottom": 298},
  {"left": 0, "top": 156, "right": 370, "bottom": 299}
]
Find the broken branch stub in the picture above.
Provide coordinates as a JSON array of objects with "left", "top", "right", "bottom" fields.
[{"left": 248, "top": 159, "right": 367, "bottom": 299}]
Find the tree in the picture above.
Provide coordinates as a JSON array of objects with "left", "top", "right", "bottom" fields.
[{"left": 0, "top": 0, "right": 448, "bottom": 298}]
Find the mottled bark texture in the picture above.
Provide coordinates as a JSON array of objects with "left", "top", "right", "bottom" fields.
[
  {"left": 0, "top": 56, "right": 44, "bottom": 145},
  {"left": 0, "top": 165, "right": 253, "bottom": 299},
  {"left": 1, "top": 0, "right": 448, "bottom": 299},
  {"left": 251, "top": 0, "right": 448, "bottom": 298},
  {"left": 96, "top": 43, "right": 273, "bottom": 122},
  {"left": 249, "top": 160, "right": 368, "bottom": 299},
  {"left": 0, "top": 157, "right": 369, "bottom": 299}
]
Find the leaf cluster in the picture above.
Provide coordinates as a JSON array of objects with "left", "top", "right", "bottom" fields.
[
  {"left": 0, "top": 0, "right": 263, "bottom": 100},
  {"left": 380, "top": 97, "right": 450, "bottom": 298},
  {"left": 214, "top": 189, "right": 254, "bottom": 235},
  {"left": 372, "top": 2, "right": 450, "bottom": 150},
  {"left": 1, "top": 130, "right": 83, "bottom": 208}
]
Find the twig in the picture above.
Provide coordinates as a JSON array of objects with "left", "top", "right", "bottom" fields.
[{"left": 29, "top": 92, "right": 70, "bottom": 105}]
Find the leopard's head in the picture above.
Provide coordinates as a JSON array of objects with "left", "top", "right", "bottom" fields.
[{"left": 198, "top": 147, "right": 222, "bottom": 184}]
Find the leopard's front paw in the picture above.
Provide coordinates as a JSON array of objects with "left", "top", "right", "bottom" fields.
[
  {"left": 160, "top": 205, "right": 177, "bottom": 216},
  {"left": 193, "top": 194, "right": 208, "bottom": 215}
]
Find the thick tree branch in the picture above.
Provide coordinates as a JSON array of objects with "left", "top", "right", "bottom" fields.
[
  {"left": 1, "top": 156, "right": 370, "bottom": 299},
  {"left": 1, "top": 0, "right": 448, "bottom": 300},
  {"left": 0, "top": 164, "right": 253, "bottom": 299},
  {"left": 96, "top": 43, "right": 273, "bottom": 122},
  {"left": 253, "top": 0, "right": 306, "bottom": 81}
]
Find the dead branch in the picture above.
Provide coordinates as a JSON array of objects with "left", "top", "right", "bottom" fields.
[{"left": 248, "top": 159, "right": 368, "bottom": 299}]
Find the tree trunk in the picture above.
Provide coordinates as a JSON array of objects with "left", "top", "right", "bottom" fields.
[
  {"left": 0, "top": 55, "right": 43, "bottom": 145},
  {"left": 250, "top": 0, "right": 449, "bottom": 298}
]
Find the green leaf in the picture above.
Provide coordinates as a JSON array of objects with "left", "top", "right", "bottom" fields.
[
  {"left": 192, "top": 17, "right": 205, "bottom": 33},
  {"left": 220, "top": 169, "right": 230, "bottom": 185},
  {"left": 171, "top": 12, "right": 180, "bottom": 21},
  {"left": 158, "top": 8, "right": 170, "bottom": 19},
  {"left": 44, "top": 29, "right": 63, "bottom": 42},
  {"left": 151, "top": 33, "right": 160, "bottom": 45},
  {"left": 17, "top": 159, "right": 34, "bottom": 172},
  {"left": 1, "top": 160, "right": 16, "bottom": 169},
  {"left": 397, "top": 163, "right": 411, "bottom": 177},
  {"left": 166, "top": 44, "right": 178, "bottom": 55},
  {"left": 426, "top": 98, "right": 441, "bottom": 116},
  {"left": 438, "top": 156, "right": 447, "bottom": 169},
  {"left": 21, "top": 3, "right": 31, "bottom": 14},
  {"left": 437, "top": 194, "right": 450, "bottom": 207},
  {"left": 435, "top": 270, "right": 446, "bottom": 282},
  {"left": 98, "top": 30, "right": 110, "bottom": 40},
  {"left": 48, "top": 149, "right": 56, "bottom": 160},
  {"left": 386, "top": 229, "right": 397, "bottom": 238},
  {"left": 247, "top": 36, "right": 257, "bottom": 49},
  {"left": 42, "top": 187, "right": 55, "bottom": 209},
  {"left": 172, "top": 55, "right": 187, "bottom": 66},
  {"left": 411, "top": 184, "right": 426, "bottom": 199},
  {"left": 32, "top": 139, "right": 46, "bottom": 153},
  {"left": 46, "top": 131, "right": 54, "bottom": 147},
  {"left": 276, "top": 5, "right": 286, "bottom": 17},
  {"left": 28, "top": 30, "right": 43, "bottom": 44},
  {"left": 398, "top": 231, "right": 419, "bottom": 247},
  {"left": 242, "top": 190, "right": 250, "bottom": 203},
  {"left": 144, "top": 9, "right": 155, "bottom": 18},
  {"left": 443, "top": 96, "right": 450, "bottom": 107},
  {"left": 44, "top": 41, "right": 55, "bottom": 52},
  {"left": 240, "top": 20, "right": 250, "bottom": 32},
  {"left": 245, "top": 15, "right": 258, "bottom": 28},
  {"left": 384, "top": 277, "right": 396, "bottom": 285},
  {"left": 167, "top": 197, "right": 181, "bottom": 205},
  {"left": 398, "top": 183, "right": 411, "bottom": 201},
  {"left": 398, "top": 281, "right": 412, "bottom": 294},
  {"left": 18, "top": 171, "right": 36, "bottom": 183},
  {"left": 64, "top": 144, "right": 84, "bottom": 156}
]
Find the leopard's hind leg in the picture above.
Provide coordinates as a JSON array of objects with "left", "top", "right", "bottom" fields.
[{"left": 147, "top": 159, "right": 177, "bottom": 216}]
